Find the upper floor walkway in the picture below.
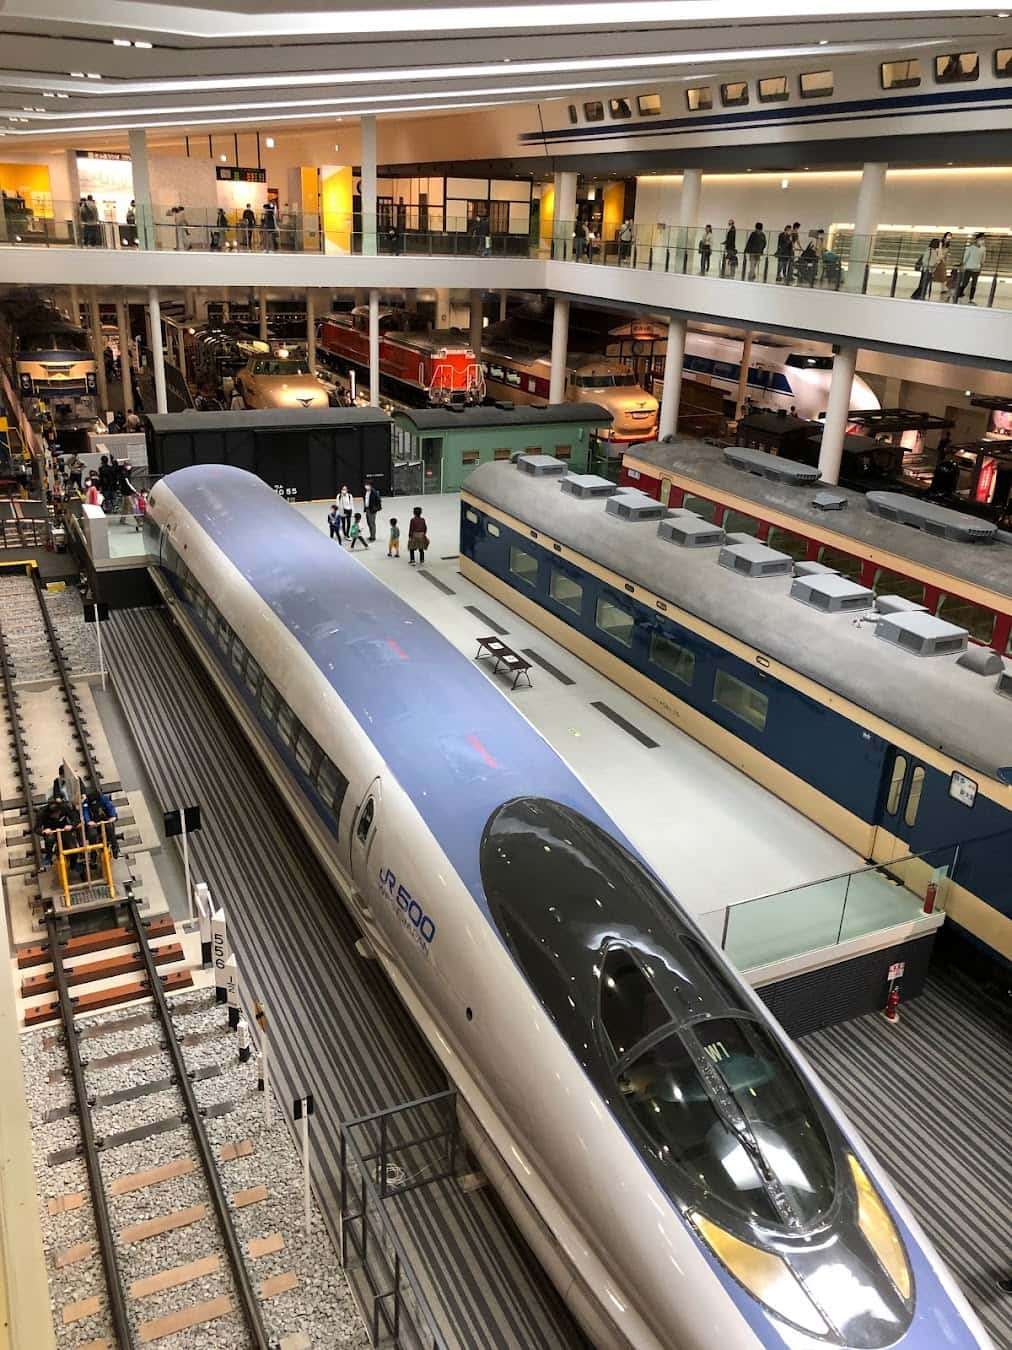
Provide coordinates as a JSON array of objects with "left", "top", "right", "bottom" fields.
[{"left": 1, "top": 215, "right": 1009, "bottom": 370}]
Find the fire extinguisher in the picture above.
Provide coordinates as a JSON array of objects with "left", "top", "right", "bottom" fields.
[
  {"left": 883, "top": 985, "right": 901, "bottom": 1024},
  {"left": 923, "top": 881, "right": 937, "bottom": 914}
]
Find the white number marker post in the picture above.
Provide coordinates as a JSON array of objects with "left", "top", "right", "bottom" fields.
[
  {"left": 294, "top": 1094, "right": 315, "bottom": 1242},
  {"left": 210, "top": 905, "right": 230, "bottom": 1006}
]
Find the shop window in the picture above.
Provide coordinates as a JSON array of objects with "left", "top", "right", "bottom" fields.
[
  {"left": 722, "top": 509, "right": 761, "bottom": 537},
  {"left": 461, "top": 449, "right": 479, "bottom": 465},
  {"left": 609, "top": 97, "right": 633, "bottom": 119},
  {"left": 637, "top": 93, "right": 662, "bottom": 116},
  {"left": 817, "top": 545, "right": 862, "bottom": 581},
  {"left": 800, "top": 69, "right": 833, "bottom": 98},
  {"left": 687, "top": 86, "right": 713, "bottom": 111},
  {"left": 872, "top": 568, "right": 925, "bottom": 606},
  {"left": 904, "top": 767, "right": 925, "bottom": 828},
  {"left": 996, "top": 49, "right": 1012, "bottom": 78},
  {"left": 935, "top": 52, "right": 979, "bottom": 83},
  {"left": 567, "top": 104, "right": 579, "bottom": 124},
  {"left": 935, "top": 593, "right": 995, "bottom": 645},
  {"left": 554, "top": 444, "right": 572, "bottom": 459},
  {"left": 682, "top": 493, "right": 717, "bottom": 523},
  {"left": 596, "top": 595, "right": 635, "bottom": 647},
  {"left": 767, "top": 527, "right": 810, "bottom": 562},
  {"left": 885, "top": 755, "right": 907, "bottom": 816},
  {"left": 713, "top": 670, "right": 768, "bottom": 732},
  {"left": 599, "top": 947, "right": 670, "bottom": 1058},
  {"left": 550, "top": 568, "right": 583, "bottom": 614},
  {"left": 720, "top": 81, "right": 749, "bottom": 107},
  {"left": 758, "top": 76, "right": 789, "bottom": 103},
  {"left": 649, "top": 633, "right": 694, "bottom": 686},
  {"left": 509, "top": 544, "right": 539, "bottom": 586},
  {"left": 494, "top": 447, "right": 512, "bottom": 461},
  {"left": 881, "top": 59, "right": 921, "bottom": 89},
  {"left": 584, "top": 101, "right": 604, "bottom": 122}
]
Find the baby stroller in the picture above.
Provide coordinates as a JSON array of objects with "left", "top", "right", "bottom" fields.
[
  {"left": 795, "top": 243, "right": 818, "bottom": 286},
  {"left": 821, "top": 250, "right": 842, "bottom": 287}
]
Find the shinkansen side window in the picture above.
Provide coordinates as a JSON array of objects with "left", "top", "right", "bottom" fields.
[
  {"left": 567, "top": 104, "right": 578, "bottom": 124},
  {"left": 686, "top": 86, "right": 713, "bottom": 111},
  {"left": 259, "top": 678, "right": 277, "bottom": 720},
  {"left": 231, "top": 638, "right": 247, "bottom": 678},
  {"left": 509, "top": 544, "right": 539, "bottom": 586},
  {"left": 294, "top": 728, "right": 318, "bottom": 777},
  {"left": 584, "top": 101, "right": 604, "bottom": 122},
  {"left": 649, "top": 633, "right": 694, "bottom": 686},
  {"left": 904, "top": 767, "right": 925, "bottom": 828},
  {"left": 316, "top": 757, "right": 349, "bottom": 817},
  {"left": 758, "top": 76, "right": 789, "bottom": 103},
  {"left": 881, "top": 59, "right": 921, "bottom": 89},
  {"left": 596, "top": 596, "right": 635, "bottom": 647},
  {"left": 637, "top": 93, "right": 662, "bottom": 116},
  {"left": 935, "top": 52, "right": 979, "bottom": 83},
  {"left": 935, "top": 594, "right": 995, "bottom": 645},
  {"left": 599, "top": 947, "right": 671, "bottom": 1059},
  {"left": 885, "top": 755, "right": 907, "bottom": 815},
  {"left": 872, "top": 568, "right": 925, "bottom": 606},
  {"left": 720, "top": 81, "right": 749, "bottom": 107},
  {"left": 800, "top": 69, "right": 833, "bottom": 98},
  {"left": 276, "top": 701, "right": 295, "bottom": 746},
  {"left": 713, "top": 670, "right": 768, "bottom": 732},
  {"left": 244, "top": 655, "right": 262, "bottom": 699},
  {"left": 609, "top": 97, "right": 633, "bottom": 119},
  {"left": 997, "top": 49, "right": 1012, "bottom": 78},
  {"left": 550, "top": 568, "right": 583, "bottom": 614}
]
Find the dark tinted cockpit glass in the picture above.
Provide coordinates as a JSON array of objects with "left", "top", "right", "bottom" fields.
[{"left": 600, "top": 946, "right": 672, "bottom": 1058}]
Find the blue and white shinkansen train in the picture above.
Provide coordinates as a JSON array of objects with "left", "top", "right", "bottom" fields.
[{"left": 147, "top": 465, "right": 991, "bottom": 1350}]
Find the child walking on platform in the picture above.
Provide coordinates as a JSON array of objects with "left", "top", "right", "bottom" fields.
[{"left": 387, "top": 517, "right": 400, "bottom": 557}]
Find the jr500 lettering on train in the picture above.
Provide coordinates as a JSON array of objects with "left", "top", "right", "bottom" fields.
[{"left": 377, "top": 867, "right": 436, "bottom": 951}]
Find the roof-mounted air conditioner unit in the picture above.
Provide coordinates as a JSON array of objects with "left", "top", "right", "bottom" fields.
[
  {"left": 875, "top": 611, "right": 968, "bottom": 657},
  {"left": 791, "top": 574, "right": 875, "bottom": 613},
  {"left": 516, "top": 454, "right": 565, "bottom": 476},
  {"left": 717, "top": 541, "right": 794, "bottom": 578},
  {"left": 723, "top": 445, "right": 822, "bottom": 485},
  {"left": 865, "top": 491, "right": 997, "bottom": 543},
  {"left": 560, "top": 473, "right": 617, "bottom": 499},
  {"left": 658, "top": 517, "right": 726, "bottom": 548}
]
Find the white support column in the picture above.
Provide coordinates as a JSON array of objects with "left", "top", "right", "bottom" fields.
[
  {"left": 469, "top": 291, "right": 483, "bottom": 360},
  {"left": 127, "top": 128, "right": 153, "bottom": 248},
  {"left": 258, "top": 288, "right": 268, "bottom": 342},
  {"left": 69, "top": 285, "right": 80, "bottom": 327},
  {"left": 735, "top": 331, "right": 753, "bottom": 420},
  {"left": 306, "top": 292, "right": 316, "bottom": 373},
  {"left": 368, "top": 287, "right": 380, "bottom": 407},
  {"left": 658, "top": 317, "right": 686, "bottom": 440},
  {"left": 88, "top": 292, "right": 108, "bottom": 416},
  {"left": 549, "top": 297, "right": 569, "bottom": 404},
  {"left": 498, "top": 289, "right": 508, "bottom": 322},
  {"left": 115, "top": 297, "right": 131, "bottom": 415},
  {"left": 148, "top": 287, "right": 167, "bottom": 414},
  {"left": 360, "top": 114, "right": 377, "bottom": 257},
  {"left": 553, "top": 171, "right": 577, "bottom": 258},
  {"left": 845, "top": 162, "right": 887, "bottom": 293},
  {"left": 818, "top": 346, "right": 859, "bottom": 484},
  {"left": 434, "top": 288, "right": 451, "bottom": 329},
  {"left": 677, "top": 168, "right": 702, "bottom": 271}
]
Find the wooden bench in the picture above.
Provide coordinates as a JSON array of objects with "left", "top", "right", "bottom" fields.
[{"left": 474, "top": 636, "right": 532, "bottom": 690}]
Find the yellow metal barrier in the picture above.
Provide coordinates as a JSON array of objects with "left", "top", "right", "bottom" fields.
[{"left": 52, "top": 822, "right": 116, "bottom": 910}]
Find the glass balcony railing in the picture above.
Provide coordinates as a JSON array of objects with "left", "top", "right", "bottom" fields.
[
  {"left": 719, "top": 842, "right": 959, "bottom": 974},
  {"left": 2, "top": 201, "right": 1010, "bottom": 310}
]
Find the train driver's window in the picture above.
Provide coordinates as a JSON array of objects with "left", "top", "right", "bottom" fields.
[
  {"left": 509, "top": 544, "right": 539, "bottom": 586},
  {"left": 766, "top": 527, "right": 810, "bottom": 562},
  {"left": 997, "top": 49, "right": 1012, "bottom": 78},
  {"left": 686, "top": 86, "right": 713, "bottom": 111},
  {"left": 550, "top": 568, "right": 583, "bottom": 614},
  {"left": 720, "top": 81, "right": 749, "bottom": 107},
  {"left": 935, "top": 52, "right": 979, "bottom": 83},
  {"left": 880, "top": 59, "right": 921, "bottom": 89},
  {"left": 904, "top": 768, "right": 925, "bottom": 828},
  {"left": 935, "top": 594, "right": 995, "bottom": 645},
  {"left": 817, "top": 545, "right": 862, "bottom": 581},
  {"left": 885, "top": 755, "right": 907, "bottom": 815},
  {"left": 722, "top": 509, "right": 761, "bottom": 536},
  {"left": 596, "top": 595, "right": 635, "bottom": 647},
  {"left": 682, "top": 493, "right": 717, "bottom": 523},
  {"left": 872, "top": 568, "right": 925, "bottom": 605},
  {"left": 599, "top": 947, "right": 671, "bottom": 1059}
]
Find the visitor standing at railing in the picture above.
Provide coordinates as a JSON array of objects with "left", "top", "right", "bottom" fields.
[
  {"left": 241, "top": 203, "right": 256, "bottom": 250},
  {"left": 698, "top": 224, "right": 713, "bottom": 274},
  {"left": 957, "top": 233, "right": 987, "bottom": 304},
  {"left": 721, "top": 219, "right": 737, "bottom": 277},
  {"left": 743, "top": 222, "right": 766, "bottom": 281},
  {"left": 775, "top": 225, "right": 793, "bottom": 283},
  {"left": 617, "top": 219, "right": 633, "bottom": 266},
  {"left": 787, "top": 222, "right": 802, "bottom": 283},
  {"left": 573, "top": 218, "right": 587, "bottom": 262}
]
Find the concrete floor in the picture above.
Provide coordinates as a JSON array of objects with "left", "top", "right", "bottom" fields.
[{"left": 295, "top": 491, "right": 926, "bottom": 971}]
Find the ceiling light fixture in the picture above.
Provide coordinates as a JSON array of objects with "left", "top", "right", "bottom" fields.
[
  {"left": 219, "top": 152, "right": 227, "bottom": 161},
  {"left": 69, "top": 72, "right": 84, "bottom": 78},
  {"left": 113, "top": 39, "right": 131, "bottom": 47},
  {"left": 264, "top": 136, "right": 275, "bottom": 147},
  {"left": 86, "top": 73, "right": 102, "bottom": 80},
  {"left": 56, "top": 93, "right": 69, "bottom": 99},
  {"left": 818, "top": 38, "right": 829, "bottom": 44},
  {"left": 134, "top": 41, "right": 153, "bottom": 49}
]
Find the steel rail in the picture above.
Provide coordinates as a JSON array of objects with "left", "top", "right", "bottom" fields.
[
  {"left": 126, "top": 903, "right": 271, "bottom": 1350},
  {"left": 30, "top": 568, "right": 101, "bottom": 793}
]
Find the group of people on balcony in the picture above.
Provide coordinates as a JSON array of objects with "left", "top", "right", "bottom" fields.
[{"left": 911, "top": 232, "right": 987, "bottom": 304}]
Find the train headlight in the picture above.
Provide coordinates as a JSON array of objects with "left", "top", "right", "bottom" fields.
[
  {"left": 848, "top": 1156, "right": 911, "bottom": 1300},
  {"left": 692, "top": 1213, "right": 829, "bottom": 1336}
]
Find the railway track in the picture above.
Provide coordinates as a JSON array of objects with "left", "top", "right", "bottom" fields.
[{"left": 0, "top": 568, "right": 271, "bottom": 1350}]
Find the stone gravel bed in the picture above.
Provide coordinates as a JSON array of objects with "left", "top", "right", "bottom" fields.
[
  {"left": 0, "top": 573, "right": 54, "bottom": 682},
  {"left": 42, "top": 586, "right": 101, "bottom": 677},
  {"left": 22, "top": 986, "right": 369, "bottom": 1350}
]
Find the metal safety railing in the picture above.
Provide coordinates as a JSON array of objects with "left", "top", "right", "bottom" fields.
[{"left": 339, "top": 1090, "right": 458, "bottom": 1350}]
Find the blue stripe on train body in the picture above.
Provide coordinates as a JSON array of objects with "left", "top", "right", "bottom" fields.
[{"left": 461, "top": 504, "right": 1012, "bottom": 933}]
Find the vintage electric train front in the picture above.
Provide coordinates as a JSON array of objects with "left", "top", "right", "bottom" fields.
[{"left": 146, "top": 465, "right": 991, "bottom": 1350}]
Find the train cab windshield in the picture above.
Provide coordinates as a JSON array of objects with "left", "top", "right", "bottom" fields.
[
  {"left": 570, "top": 371, "right": 638, "bottom": 388},
  {"left": 480, "top": 797, "right": 839, "bottom": 1233},
  {"left": 16, "top": 326, "right": 90, "bottom": 354}
]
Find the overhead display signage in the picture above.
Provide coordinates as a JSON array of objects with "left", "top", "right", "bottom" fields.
[
  {"left": 76, "top": 150, "right": 130, "bottom": 161},
  {"left": 216, "top": 166, "right": 267, "bottom": 183}
]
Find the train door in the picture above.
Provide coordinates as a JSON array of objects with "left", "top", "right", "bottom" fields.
[
  {"left": 873, "top": 749, "right": 930, "bottom": 861},
  {"left": 350, "top": 777, "right": 382, "bottom": 884}
]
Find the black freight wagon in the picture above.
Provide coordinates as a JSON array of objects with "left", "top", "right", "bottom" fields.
[{"left": 143, "top": 408, "right": 392, "bottom": 500}]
